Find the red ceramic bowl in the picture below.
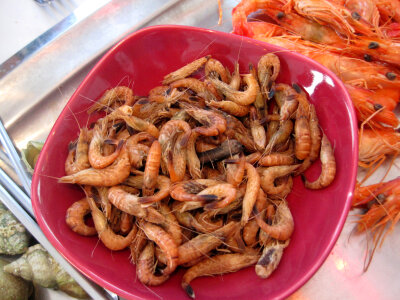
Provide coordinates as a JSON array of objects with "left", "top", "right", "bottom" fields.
[{"left": 32, "top": 25, "right": 358, "bottom": 300}]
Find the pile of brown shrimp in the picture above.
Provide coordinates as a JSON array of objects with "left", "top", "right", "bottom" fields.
[{"left": 60, "top": 54, "right": 336, "bottom": 298}]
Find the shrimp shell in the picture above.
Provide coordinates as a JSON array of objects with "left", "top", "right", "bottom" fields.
[
  {"left": 255, "top": 200, "right": 294, "bottom": 241},
  {"left": 259, "top": 165, "right": 299, "bottom": 195},
  {"left": 140, "top": 221, "right": 178, "bottom": 275},
  {"left": 209, "top": 74, "right": 260, "bottom": 106},
  {"left": 181, "top": 247, "right": 260, "bottom": 299},
  {"left": 65, "top": 128, "right": 91, "bottom": 175},
  {"left": 107, "top": 185, "right": 166, "bottom": 223},
  {"left": 136, "top": 242, "right": 169, "bottom": 286},
  {"left": 87, "top": 197, "right": 136, "bottom": 251},
  {"left": 302, "top": 134, "right": 336, "bottom": 189},
  {"left": 205, "top": 58, "right": 230, "bottom": 83},
  {"left": 59, "top": 146, "right": 131, "bottom": 186},
  {"left": 88, "top": 86, "right": 135, "bottom": 113},
  {"left": 241, "top": 163, "right": 261, "bottom": 226},
  {"left": 207, "top": 100, "right": 250, "bottom": 117},
  {"left": 258, "top": 53, "right": 281, "bottom": 97},
  {"left": 65, "top": 198, "right": 97, "bottom": 236},
  {"left": 163, "top": 56, "right": 210, "bottom": 85},
  {"left": 294, "top": 97, "right": 311, "bottom": 160},
  {"left": 178, "top": 221, "right": 238, "bottom": 265},
  {"left": 143, "top": 140, "right": 161, "bottom": 196},
  {"left": 243, "top": 189, "right": 268, "bottom": 246},
  {"left": 256, "top": 239, "right": 289, "bottom": 279},
  {"left": 89, "top": 124, "right": 124, "bottom": 169}
]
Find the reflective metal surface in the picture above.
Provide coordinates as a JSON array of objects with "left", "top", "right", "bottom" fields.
[{"left": 0, "top": 0, "right": 398, "bottom": 299}]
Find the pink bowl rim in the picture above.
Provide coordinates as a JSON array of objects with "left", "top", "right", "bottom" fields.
[{"left": 31, "top": 24, "right": 359, "bottom": 299}]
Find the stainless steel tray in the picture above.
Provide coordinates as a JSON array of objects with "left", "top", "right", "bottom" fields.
[{"left": 1, "top": 1, "right": 399, "bottom": 299}]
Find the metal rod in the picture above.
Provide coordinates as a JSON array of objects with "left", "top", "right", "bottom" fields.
[
  {"left": 0, "top": 118, "right": 32, "bottom": 196},
  {"left": 0, "top": 167, "right": 34, "bottom": 218},
  {"left": 0, "top": 184, "right": 112, "bottom": 300}
]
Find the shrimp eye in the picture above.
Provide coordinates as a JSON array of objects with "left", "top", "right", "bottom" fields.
[
  {"left": 276, "top": 11, "right": 285, "bottom": 19},
  {"left": 363, "top": 54, "right": 372, "bottom": 62},
  {"left": 373, "top": 103, "right": 383, "bottom": 111},
  {"left": 385, "top": 72, "right": 396, "bottom": 80},
  {"left": 292, "top": 83, "right": 302, "bottom": 93},
  {"left": 368, "top": 42, "right": 379, "bottom": 49},
  {"left": 351, "top": 11, "right": 361, "bottom": 20},
  {"left": 268, "top": 89, "right": 275, "bottom": 99},
  {"left": 377, "top": 193, "right": 386, "bottom": 201}
]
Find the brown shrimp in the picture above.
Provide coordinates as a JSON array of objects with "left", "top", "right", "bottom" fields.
[
  {"left": 59, "top": 145, "right": 131, "bottom": 186},
  {"left": 178, "top": 221, "right": 238, "bottom": 265},
  {"left": 158, "top": 120, "right": 192, "bottom": 176},
  {"left": 255, "top": 200, "right": 294, "bottom": 241},
  {"left": 170, "top": 179, "right": 220, "bottom": 202},
  {"left": 294, "top": 104, "right": 322, "bottom": 175},
  {"left": 225, "top": 115, "right": 257, "bottom": 152},
  {"left": 181, "top": 247, "right": 260, "bottom": 299},
  {"left": 88, "top": 86, "right": 135, "bottom": 113},
  {"left": 106, "top": 106, "right": 160, "bottom": 138},
  {"left": 274, "top": 84, "right": 299, "bottom": 122},
  {"left": 86, "top": 196, "right": 136, "bottom": 251},
  {"left": 107, "top": 185, "right": 165, "bottom": 223},
  {"left": 158, "top": 202, "right": 182, "bottom": 246},
  {"left": 136, "top": 242, "right": 169, "bottom": 286},
  {"left": 181, "top": 102, "right": 227, "bottom": 136},
  {"left": 241, "top": 163, "right": 261, "bottom": 226},
  {"left": 65, "top": 198, "right": 97, "bottom": 236},
  {"left": 140, "top": 221, "right": 178, "bottom": 275},
  {"left": 225, "top": 229, "right": 246, "bottom": 253},
  {"left": 264, "top": 120, "right": 294, "bottom": 155},
  {"left": 139, "top": 175, "right": 171, "bottom": 204},
  {"left": 205, "top": 58, "right": 230, "bottom": 83},
  {"left": 258, "top": 153, "right": 294, "bottom": 167},
  {"left": 256, "top": 239, "right": 290, "bottom": 279},
  {"left": 65, "top": 128, "right": 91, "bottom": 175},
  {"left": 294, "top": 95, "right": 311, "bottom": 160},
  {"left": 92, "top": 186, "right": 112, "bottom": 220},
  {"left": 168, "top": 133, "right": 188, "bottom": 183},
  {"left": 194, "top": 211, "right": 223, "bottom": 233},
  {"left": 229, "top": 62, "right": 241, "bottom": 90},
  {"left": 198, "top": 183, "right": 238, "bottom": 210},
  {"left": 266, "top": 105, "right": 280, "bottom": 144},
  {"left": 172, "top": 199, "right": 206, "bottom": 214},
  {"left": 88, "top": 124, "right": 124, "bottom": 169},
  {"left": 258, "top": 53, "right": 280, "bottom": 98},
  {"left": 163, "top": 56, "right": 210, "bottom": 85},
  {"left": 302, "top": 134, "right": 336, "bottom": 189},
  {"left": 169, "top": 78, "right": 216, "bottom": 100},
  {"left": 226, "top": 154, "right": 246, "bottom": 187},
  {"left": 126, "top": 132, "right": 155, "bottom": 167},
  {"left": 143, "top": 140, "right": 161, "bottom": 196},
  {"left": 186, "top": 132, "right": 202, "bottom": 180},
  {"left": 148, "top": 86, "right": 173, "bottom": 103},
  {"left": 259, "top": 165, "right": 299, "bottom": 195},
  {"left": 209, "top": 73, "right": 260, "bottom": 106},
  {"left": 119, "top": 212, "right": 133, "bottom": 235},
  {"left": 243, "top": 188, "right": 268, "bottom": 246},
  {"left": 249, "top": 64, "right": 266, "bottom": 117},
  {"left": 174, "top": 210, "right": 210, "bottom": 234},
  {"left": 130, "top": 228, "right": 147, "bottom": 264},
  {"left": 207, "top": 100, "right": 250, "bottom": 117},
  {"left": 269, "top": 176, "right": 294, "bottom": 200},
  {"left": 250, "top": 106, "right": 267, "bottom": 151}
]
